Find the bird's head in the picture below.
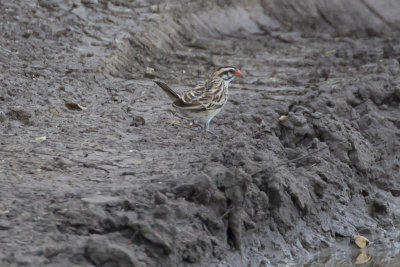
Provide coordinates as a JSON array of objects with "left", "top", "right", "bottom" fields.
[{"left": 212, "top": 66, "right": 242, "bottom": 84}]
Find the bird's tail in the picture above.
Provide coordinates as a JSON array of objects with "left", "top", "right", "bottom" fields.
[{"left": 154, "top": 81, "right": 180, "bottom": 101}]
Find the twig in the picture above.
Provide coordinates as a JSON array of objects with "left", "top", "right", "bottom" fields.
[
  {"left": 0, "top": 45, "right": 12, "bottom": 54},
  {"left": 251, "top": 145, "right": 329, "bottom": 177},
  {"left": 283, "top": 145, "right": 328, "bottom": 165},
  {"left": 220, "top": 207, "right": 234, "bottom": 219}
]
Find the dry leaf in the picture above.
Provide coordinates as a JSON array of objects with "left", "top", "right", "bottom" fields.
[
  {"left": 65, "top": 103, "right": 87, "bottom": 111},
  {"left": 170, "top": 120, "right": 181, "bottom": 125},
  {"left": 355, "top": 251, "right": 371, "bottom": 265},
  {"left": 146, "top": 67, "right": 154, "bottom": 73},
  {"left": 0, "top": 210, "right": 9, "bottom": 215},
  {"left": 325, "top": 49, "right": 336, "bottom": 55},
  {"left": 279, "top": 115, "right": 287, "bottom": 121},
  {"left": 354, "top": 235, "right": 370, "bottom": 248}
]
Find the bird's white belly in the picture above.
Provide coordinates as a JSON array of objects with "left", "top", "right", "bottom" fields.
[{"left": 177, "top": 106, "right": 223, "bottom": 123}]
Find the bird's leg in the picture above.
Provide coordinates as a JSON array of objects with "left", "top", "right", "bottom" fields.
[
  {"left": 193, "top": 120, "right": 205, "bottom": 133},
  {"left": 205, "top": 120, "right": 219, "bottom": 137}
]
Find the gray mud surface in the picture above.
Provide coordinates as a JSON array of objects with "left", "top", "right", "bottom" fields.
[{"left": 1, "top": 0, "right": 400, "bottom": 266}]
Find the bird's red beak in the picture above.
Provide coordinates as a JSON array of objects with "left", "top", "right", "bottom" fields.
[{"left": 235, "top": 69, "right": 242, "bottom": 77}]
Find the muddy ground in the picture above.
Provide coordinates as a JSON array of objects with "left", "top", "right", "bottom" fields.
[{"left": 0, "top": 0, "right": 400, "bottom": 266}]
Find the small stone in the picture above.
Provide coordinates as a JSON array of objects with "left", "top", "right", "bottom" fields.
[
  {"left": 130, "top": 116, "right": 145, "bottom": 127},
  {"left": 22, "top": 31, "right": 31, "bottom": 38},
  {"left": 383, "top": 43, "right": 395, "bottom": 59},
  {"left": 0, "top": 220, "right": 12, "bottom": 230},
  {"left": 0, "top": 111, "right": 6, "bottom": 122},
  {"left": 154, "top": 192, "right": 168, "bottom": 205}
]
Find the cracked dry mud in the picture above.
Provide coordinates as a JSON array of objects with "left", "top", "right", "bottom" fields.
[{"left": 1, "top": 0, "right": 400, "bottom": 266}]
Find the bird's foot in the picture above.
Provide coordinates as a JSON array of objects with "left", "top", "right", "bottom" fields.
[
  {"left": 193, "top": 120, "right": 205, "bottom": 133},
  {"left": 206, "top": 129, "right": 219, "bottom": 138}
]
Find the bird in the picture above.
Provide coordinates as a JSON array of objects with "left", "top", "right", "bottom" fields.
[{"left": 154, "top": 66, "right": 242, "bottom": 136}]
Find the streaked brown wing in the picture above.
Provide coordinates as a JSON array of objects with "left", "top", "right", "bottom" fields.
[
  {"left": 194, "top": 82, "right": 206, "bottom": 90},
  {"left": 178, "top": 80, "right": 225, "bottom": 110},
  {"left": 173, "top": 89, "right": 207, "bottom": 111},
  {"left": 173, "top": 100, "right": 206, "bottom": 111}
]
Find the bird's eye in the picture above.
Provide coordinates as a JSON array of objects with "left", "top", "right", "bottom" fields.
[{"left": 219, "top": 69, "right": 235, "bottom": 80}]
